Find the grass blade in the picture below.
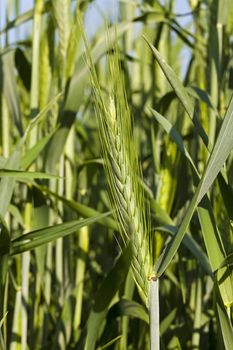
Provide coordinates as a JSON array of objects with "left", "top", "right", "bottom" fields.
[
  {"left": 144, "top": 37, "right": 211, "bottom": 150},
  {"left": 11, "top": 213, "right": 110, "bottom": 254},
  {"left": 0, "top": 169, "right": 60, "bottom": 179},
  {"left": 156, "top": 95, "right": 233, "bottom": 277}
]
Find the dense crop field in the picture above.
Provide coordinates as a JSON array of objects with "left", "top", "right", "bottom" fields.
[{"left": 0, "top": 0, "right": 233, "bottom": 349}]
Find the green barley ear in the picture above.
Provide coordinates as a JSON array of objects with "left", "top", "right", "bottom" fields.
[{"left": 83, "top": 31, "right": 153, "bottom": 305}]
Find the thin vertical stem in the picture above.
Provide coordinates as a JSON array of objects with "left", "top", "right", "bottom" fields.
[
  {"left": 30, "top": 0, "right": 43, "bottom": 117},
  {"left": 192, "top": 276, "right": 202, "bottom": 348},
  {"left": 149, "top": 278, "right": 160, "bottom": 350},
  {"left": 74, "top": 225, "right": 89, "bottom": 330},
  {"left": 21, "top": 199, "right": 32, "bottom": 350}
]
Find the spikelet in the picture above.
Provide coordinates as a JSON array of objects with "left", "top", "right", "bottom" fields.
[{"left": 89, "top": 47, "right": 152, "bottom": 304}]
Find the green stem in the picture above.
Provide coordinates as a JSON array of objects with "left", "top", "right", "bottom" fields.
[
  {"left": 74, "top": 225, "right": 89, "bottom": 330},
  {"left": 30, "top": 0, "right": 43, "bottom": 117},
  {"left": 149, "top": 279, "right": 160, "bottom": 350}
]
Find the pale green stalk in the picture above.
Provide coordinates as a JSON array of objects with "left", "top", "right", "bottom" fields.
[
  {"left": 1, "top": 97, "right": 10, "bottom": 159},
  {"left": 192, "top": 276, "right": 202, "bottom": 348},
  {"left": 65, "top": 4, "right": 82, "bottom": 81},
  {"left": 30, "top": 0, "right": 43, "bottom": 117},
  {"left": 9, "top": 286, "right": 22, "bottom": 350},
  {"left": 64, "top": 126, "right": 75, "bottom": 200},
  {"left": 52, "top": 0, "right": 70, "bottom": 88},
  {"left": 21, "top": 2, "right": 43, "bottom": 344},
  {"left": 21, "top": 201, "right": 31, "bottom": 350},
  {"left": 56, "top": 155, "right": 65, "bottom": 348},
  {"left": 149, "top": 279, "right": 160, "bottom": 350},
  {"left": 39, "top": 17, "right": 52, "bottom": 110},
  {"left": 64, "top": 126, "right": 89, "bottom": 332},
  {"left": 74, "top": 225, "right": 89, "bottom": 329},
  {"left": 42, "top": 242, "right": 52, "bottom": 347},
  {"left": 56, "top": 156, "right": 65, "bottom": 294},
  {"left": 207, "top": 0, "right": 219, "bottom": 145}
]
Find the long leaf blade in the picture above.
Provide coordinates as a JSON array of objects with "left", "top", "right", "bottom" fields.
[
  {"left": 11, "top": 213, "right": 110, "bottom": 254},
  {"left": 156, "top": 95, "right": 233, "bottom": 277}
]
